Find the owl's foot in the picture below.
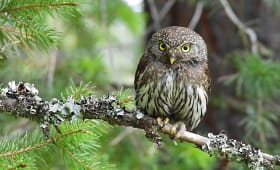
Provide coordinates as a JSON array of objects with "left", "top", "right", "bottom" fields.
[
  {"left": 157, "top": 117, "right": 169, "bottom": 128},
  {"left": 170, "top": 122, "right": 186, "bottom": 139}
]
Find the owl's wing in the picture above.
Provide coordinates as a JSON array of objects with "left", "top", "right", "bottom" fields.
[
  {"left": 134, "top": 55, "right": 150, "bottom": 89},
  {"left": 204, "top": 66, "right": 211, "bottom": 94}
]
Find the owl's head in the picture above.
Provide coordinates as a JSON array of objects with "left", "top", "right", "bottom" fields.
[{"left": 145, "top": 26, "right": 207, "bottom": 66}]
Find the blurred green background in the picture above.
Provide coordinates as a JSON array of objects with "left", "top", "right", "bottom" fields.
[{"left": 0, "top": 0, "right": 280, "bottom": 169}]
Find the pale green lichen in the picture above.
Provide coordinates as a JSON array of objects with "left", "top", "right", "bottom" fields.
[{"left": 202, "top": 132, "right": 269, "bottom": 170}]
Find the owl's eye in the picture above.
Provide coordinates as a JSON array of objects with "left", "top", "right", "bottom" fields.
[
  {"left": 181, "top": 43, "right": 191, "bottom": 52},
  {"left": 159, "top": 42, "right": 167, "bottom": 51}
]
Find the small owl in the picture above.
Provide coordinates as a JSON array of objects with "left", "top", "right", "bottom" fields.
[{"left": 134, "top": 26, "right": 210, "bottom": 131}]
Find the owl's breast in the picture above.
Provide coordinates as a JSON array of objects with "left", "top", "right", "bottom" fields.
[
  {"left": 160, "top": 69, "right": 185, "bottom": 108},
  {"left": 157, "top": 69, "right": 208, "bottom": 128},
  {"left": 135, "top": 67, "right": 208, "bottom": 129}
]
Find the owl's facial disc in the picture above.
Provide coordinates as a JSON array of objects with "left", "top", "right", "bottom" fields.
[
  {"left": 157, "top": 41, "right": 176, "bottom": 65},
  {"left": 165, "top": 42, "right": 192, "bottom": 65},
  {"left": 158, "top": 47, "right": 180, "bottom": 65}
]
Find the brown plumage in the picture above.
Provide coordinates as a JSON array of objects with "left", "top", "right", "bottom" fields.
[{"left": 134, "top": 26, "right": 211, "bottom": 130}]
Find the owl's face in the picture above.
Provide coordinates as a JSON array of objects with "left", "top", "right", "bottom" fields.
[{"left": 145, "top": 26, "right": 207, "bottom": 67}]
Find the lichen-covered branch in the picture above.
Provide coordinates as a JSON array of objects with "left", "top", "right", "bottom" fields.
[{"left": 0, "top": 81, "right": 279, "bottom": 169}]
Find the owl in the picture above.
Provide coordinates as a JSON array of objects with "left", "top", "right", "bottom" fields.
[{"left": 134, "top": 26, "right": 210, "bottom": 132}]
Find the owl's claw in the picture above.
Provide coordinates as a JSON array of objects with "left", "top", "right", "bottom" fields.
[
  {"left": 157, "top": 117, "right": 169, "bottom": 128},
  {"left": 170, "top": 122, "right": 186, "bottom": 139}
]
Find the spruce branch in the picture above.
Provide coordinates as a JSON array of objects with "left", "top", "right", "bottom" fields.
[
  {"left": 0, "top": 81, "right": 280, "bottom": 170},
  {"left": 0, "top": 2, "right": 78, "bottom": 13},
  {"left": 0, "top": 129, "right": 86, "bottom": 158},
  {"left": 0, "top": 0, "right": 81, "bottom": 53}
]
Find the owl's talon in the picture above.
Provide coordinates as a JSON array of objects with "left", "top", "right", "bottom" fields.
[
  {"left": 170, "top": 122, "right": 186, "bottom": 139},
  {"left": 157, "top": 117, "right": 163, "bottom": 127},
  {"left": 163, "top": 117, "right": 169, "bottom": 125},
  {"left": 170, "top": 125, "right": 178, "bottom": 136},
  {"left": 157, "top": 117, "right": 162, "bottom": 122},
  {"left": 157, "top": 117, "right": 169, "bottom": 128}
]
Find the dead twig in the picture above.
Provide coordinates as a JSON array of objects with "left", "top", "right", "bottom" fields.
[
  {"left": 188, "top": 1, "right": 204, "bottom": 30},
  {"left": 219, "top": 0, "right": 258, "bottom": 54}
]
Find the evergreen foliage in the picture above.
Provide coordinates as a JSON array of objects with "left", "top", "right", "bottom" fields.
[
  {"left": 229, "top": 52, "right": 280, "bottom": 99},
  {"left": 0, "top": 120, "right": 113, "bottom": 169},
  {"left": 116, "top": 88, "right": 135, "bottom": 110},
  {"left": 225, "top": 52, "right": 280, "bottom": 149},
  {"left": 0, "top": 0, "right": 81, "bottom": 58},
  {"left": 62, "top": 80, "right": 95, "bottom": 100}
]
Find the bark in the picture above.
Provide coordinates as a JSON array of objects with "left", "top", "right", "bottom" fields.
[{"left": 0, "top": 81, "right": 279, "bottom": 170}]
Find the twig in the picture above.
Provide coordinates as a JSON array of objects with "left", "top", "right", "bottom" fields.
[
  {"left": 0, "top": 2, "right": 78, "bottom": 13},
  {"left": 0, "top": 81, "right": 279, "bottom": 169},
  {"left": 145, "top": 0, "right": 176, "bottom": 35},
  {"left": 219, "top": 0, "right": 258, "bottom": 54},
  {"left": 0, "top": 40, "right": 20, "bottom": 53},
  {"left": 0, "top": 26, "right": 17, "bottom": 33},
  {"left": 110, "top": 127, "right": 135, "bottom": 146},
  {"left": 47, "top": 49, "right": 57, "bottom": 91},
  {"left": 158, "top": 0, "right": 176, "bottom": 19},
  {"left": 47, "top": 18, "right": 58, "bottom": 91},
  {"left": 146, "top": 0, "right": 161, "bottom": 31},
  {"left": 0, "top": 129, "right": 86, "bottom": 158},
  {"left": 188, "top": 1, "right": 204, "bottom": 30}
]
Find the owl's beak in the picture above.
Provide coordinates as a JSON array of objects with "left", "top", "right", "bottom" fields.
[
  {"left": 168, "top": 48, "right": 177, "bottom": 64},
  {"left": 169, "top": 57, "right": 175, "bottom": 65}
]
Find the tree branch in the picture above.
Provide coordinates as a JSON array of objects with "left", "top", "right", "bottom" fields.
[
  {"left": 146, "top": 0, "right": 161, "bottom": 31},
  {"left": 0, "top": 2, "right": 78, "bottom": 13},
  {"left": 219, "top": 0, "right": 258, "bottom": 54},
  {"left": 188, "top": 1, "right": 204, "bottom": 30},
  {"left": 0, "top": 81, "right": 279, "bottom": 169},
  {"left": 145, "top": 0, "right": 176, "bottom": 36}
]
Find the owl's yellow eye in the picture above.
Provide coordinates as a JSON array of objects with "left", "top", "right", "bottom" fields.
[
  {"left": 181, "top": 43, "right": 191, "bottom": 52},
  {"left": 159, "top": 42, "right": 167, "bottom": 51}
]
